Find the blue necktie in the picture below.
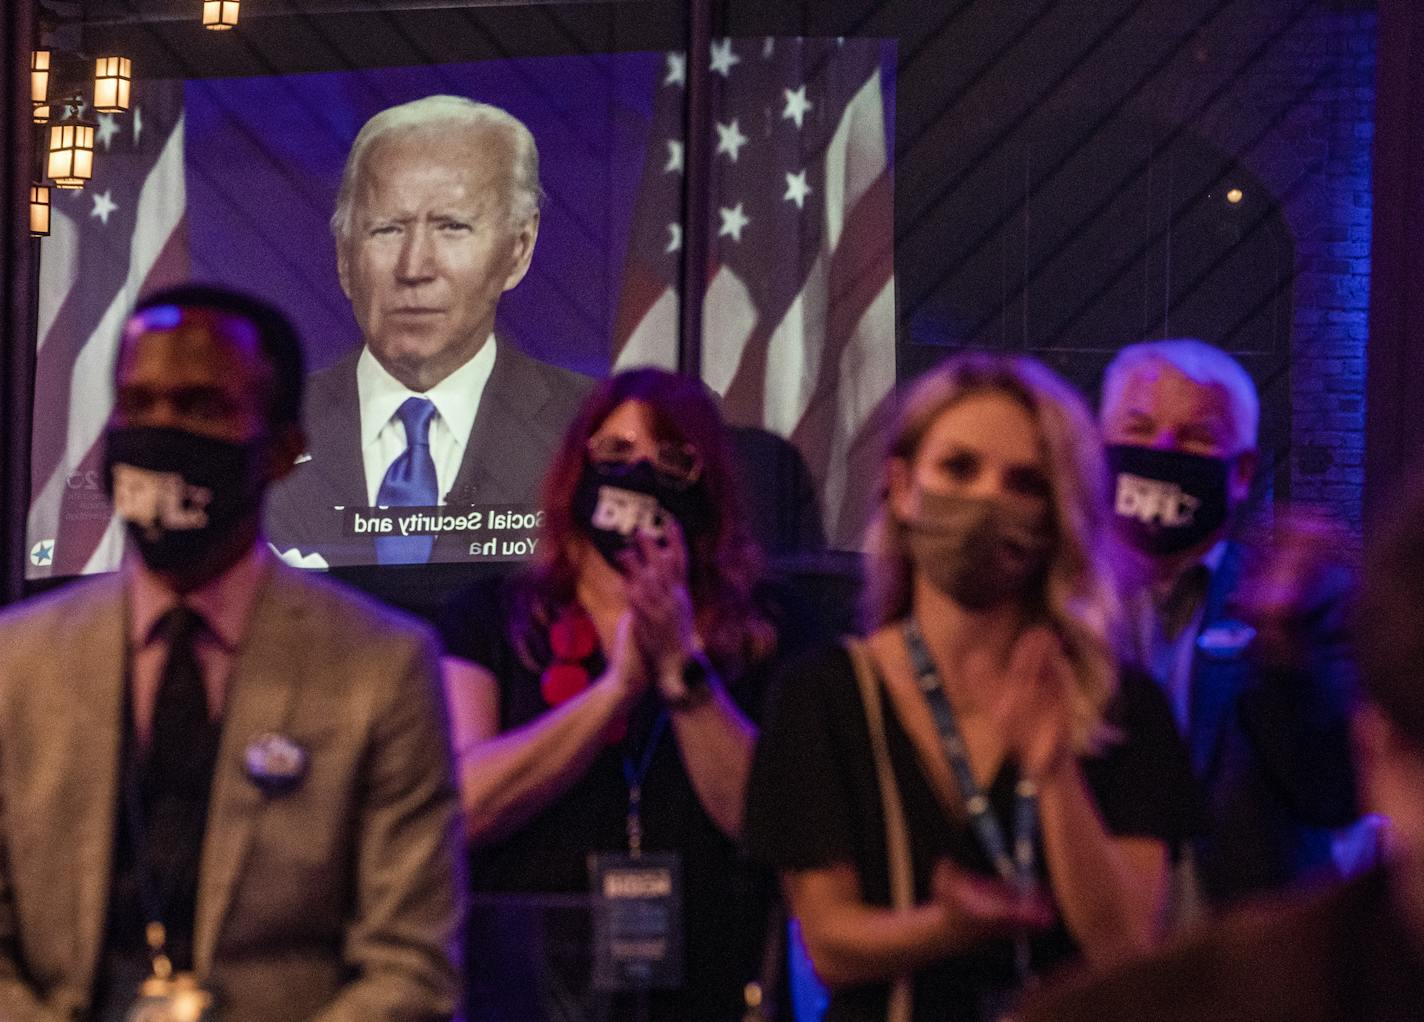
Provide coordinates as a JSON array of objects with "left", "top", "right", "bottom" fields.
[{"left": 375, "top": 397, "right": 439, "bottom": 565}]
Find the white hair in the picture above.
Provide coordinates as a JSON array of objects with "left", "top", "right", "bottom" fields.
[
  {"left": 1101, "top": 338, "right": 1260, "bottom": 452},
  {"left": 330, "top": 94, "right": 543, "bottom": 245}
]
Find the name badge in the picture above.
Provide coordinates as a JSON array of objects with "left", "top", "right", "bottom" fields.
[
  {"left": 126, "top": 973, "right": 217, "bottom": 1022},
  {"left": 588, "top": 851, "right": 684, "bottom": 991}
]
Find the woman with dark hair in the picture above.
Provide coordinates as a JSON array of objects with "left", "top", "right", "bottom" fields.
[
  {"left": 440, "top": 367, "right": 777, "bottom": 1022},
  {"left": 744, "top": 352, "right": 1201, "bottom": 1022}
]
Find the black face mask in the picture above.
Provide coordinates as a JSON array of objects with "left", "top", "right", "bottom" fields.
[
  {"left": 104, "top": 425, "right": 267, "bottom": 574},
  {"left": 1107, "top": 444, "right": 1231, "bottom": 557},
  {"left": 572, "top": 459, "right": 710, "bottom": 571}
]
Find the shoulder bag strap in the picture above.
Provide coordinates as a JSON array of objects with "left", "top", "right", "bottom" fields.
[{"left": 845, "top": 637, "right": 914, "bottom": 1022}]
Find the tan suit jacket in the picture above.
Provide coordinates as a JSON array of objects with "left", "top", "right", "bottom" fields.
[{"left": 0, "top": 564, "right": 463, "bottom": 1021}]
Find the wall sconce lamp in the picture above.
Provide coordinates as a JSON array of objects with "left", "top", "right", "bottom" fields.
[
  {"left": 47, "top": 107, "right": 96, "bottom": 189},
  {"left": 30, "top": 184, "right": 51, "bottom": 237},
  {"left": 203, "top": 1, "right": 240, "bottom": 30},
  {"left": 31, "top": 50, "right": 50, "bottom": 123},
  {"left": 93, "top": 56, "right": 133, "bottom": 114}
]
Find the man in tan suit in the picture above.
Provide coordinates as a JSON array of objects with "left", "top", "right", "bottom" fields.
[{"left": 0, "top": 284, "right": 462, "bottom": 1020}]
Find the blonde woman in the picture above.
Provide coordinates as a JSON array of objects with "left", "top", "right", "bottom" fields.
[{"left": 745, "top": 353, "right": 1200, "bottom": 1022}]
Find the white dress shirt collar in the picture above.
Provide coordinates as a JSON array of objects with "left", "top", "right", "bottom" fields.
[
  {"left": 356, "top": 337, "right": 495, "bottom": 451},
  {"left": 355, "top": 337, "right": 497, "bottom": 506}
]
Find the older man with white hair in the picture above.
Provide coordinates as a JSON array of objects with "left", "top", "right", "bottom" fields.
[
  {"left": 1020, "top": 455, "right": 1424, "bottom": 1022},
  {"left": 1100, "top": 339, "right": 1364, "bottom": 916},
  {"left": 268, "top": 94, "right": 592, "bottom": 567}
]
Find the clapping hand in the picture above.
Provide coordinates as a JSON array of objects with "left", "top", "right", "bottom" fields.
[
  {"left": 619, "top": 514, "right": 700, "bottom": 702},
  {"left": 928, "top": 859, "right": 1054, "bottom": 954},
  {"left": 602, "top": 609, "right": 653, "bottom": 711},
  {"left": 990, "top": 627, "right": 1076, "bottom": 785},
  {"left": 1235, "top": 509, "right": 1355, "bottom": 669}
]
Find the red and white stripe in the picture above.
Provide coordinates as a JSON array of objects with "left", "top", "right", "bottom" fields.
[
  {"left": 27, "top": 113, "right": 188, "bottom": 577},
  {"left": 614, "top": 67, "right": 895, "bottom": 549}
]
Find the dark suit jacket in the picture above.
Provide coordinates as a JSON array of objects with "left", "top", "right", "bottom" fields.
[
  {"left": 266, "top": 341, "right": 592, "bottom": 566},
  {"left": 1019, "top": 868, "right": 1423, "bottom": 1022},
  {"left": 1184, "top": 542, "right": 1360, "bottom": 905},
  {"left": 0, "top": 562, "right": 463, "bottom": 1021}
]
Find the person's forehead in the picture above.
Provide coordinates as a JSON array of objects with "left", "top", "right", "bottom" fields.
[
  {"left": 922, "top": 392, "right": 1042, "bottom": 463},
  {"left": 594, "top": 399, "right": 658, "bottom": 438},
  {"left": 118, "top": 305, "right": 264, "bottom": 377},
  {"left": 1112, "top": 361, "right": 1233, "bottom": 426},
  {"left": 360, "top": 123, "right": 514, "bottom": 192}
]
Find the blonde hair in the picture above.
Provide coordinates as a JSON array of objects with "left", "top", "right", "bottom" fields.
[
  {"left": 330, "top": 94, "right": 543, "bottom": 245},
  {"left": 862, "top": 351, "right": 1126, "bottom": 752}
]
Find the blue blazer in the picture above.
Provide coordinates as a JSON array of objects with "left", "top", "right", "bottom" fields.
[{"left": 1186, "top": 542, "right": 1360, "bottom": 905}]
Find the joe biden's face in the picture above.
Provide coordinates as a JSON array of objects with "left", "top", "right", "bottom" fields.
[{"left": 338, "top": 122, "right": 538, "bottom": 392}]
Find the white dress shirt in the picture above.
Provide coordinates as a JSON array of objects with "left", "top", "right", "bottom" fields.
[{"left": 356, "top": 337, "right": 496, "bottom": 507}]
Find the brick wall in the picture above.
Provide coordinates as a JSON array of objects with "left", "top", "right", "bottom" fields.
[
  {"left": 1199, "top": 6, "right": 1375, "bottom": 543},
  {"left": 1280, "top": 11, "right": 1374, "bottom": 541}
]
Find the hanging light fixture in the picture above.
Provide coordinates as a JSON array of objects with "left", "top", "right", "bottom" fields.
[
  {"left": 30, "top": 184, "right": 51, "bottom": 237},
  {"left": 93, "top": 56, "right": 132, "bottom": 114},
  {"left": 202, "top": 0, "right": 240, "bottom": 30},
  {"left": 47, "top": 106, "right": 95, "bottom": 190},
  {"left": 31, "top": 50, "right": 50, "bottom": 122}
]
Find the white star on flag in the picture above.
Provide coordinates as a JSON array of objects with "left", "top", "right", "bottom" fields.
[
  {"left": 664, "top": 139, "right": 684, "bottom": 174},
  {"left": 608, "top": 38, "right": 895, "bottom": 548},
  {"left": 782, "top": 85, "right": 813, "bottom": 129},
  {"left": 96, "top": 113, "right": 121, "bottom": 151},
  {"left": 718, "top": 202, "right": 750, "bottom": 242},
  {"left": 783, "top": 169, "right": 812, "bottom": 209},
  {"left": 709, "top": 38, "right": 740, "bottom": 77},
  {"left": 90, "top": 190, "right": 118, "bottom": 225},
  {"left": 715, "top": 119, "right": 748, "bottom": 162},
  {"left": 664, "top": 52, "right": 686, "bottom": 88}
]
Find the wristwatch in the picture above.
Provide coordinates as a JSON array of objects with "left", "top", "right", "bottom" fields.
[{"left": 665, "top": 651, "right": 716, "bottom": 712}]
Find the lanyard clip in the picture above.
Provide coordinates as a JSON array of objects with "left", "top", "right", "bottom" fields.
[{"left": 145, "top": 920, "right": 173, "bottom": 980}]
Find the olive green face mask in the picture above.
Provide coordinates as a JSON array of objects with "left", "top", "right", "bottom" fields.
[{"left": 901, "top": 491, "right": 1052, "bottom": 611}]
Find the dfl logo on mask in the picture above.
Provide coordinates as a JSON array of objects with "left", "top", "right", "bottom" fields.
[
  {"left": 1114, "top": 473, "right": 1200, "bottom": 529},
  {"left": 1106, "top": 444, "right": 1230, "bottom": 556},
  {"left": 111, "top": 464, "right": 214, "bottom": 536}
]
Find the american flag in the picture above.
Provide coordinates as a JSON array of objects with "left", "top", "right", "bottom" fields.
[
  {"left": 613, "top": 37, "right": 896, "bottom": 549},
  {"left": 26, "top": 80, "right": 187, "bottom": 579}
]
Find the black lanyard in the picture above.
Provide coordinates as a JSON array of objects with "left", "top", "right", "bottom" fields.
[
  {"left": 620, "top": 710, "right": 670, "bottom": 857},
  {"left": 902, "top": 618, "right": 1039, "bottom": 980}
]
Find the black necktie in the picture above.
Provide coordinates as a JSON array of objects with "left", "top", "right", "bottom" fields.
[
  {"left": 141, "top": 605, "right": 220, "bottom": 972},
  {"left": 149, "top": 606, "right": 216, "bottom": 789}
]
